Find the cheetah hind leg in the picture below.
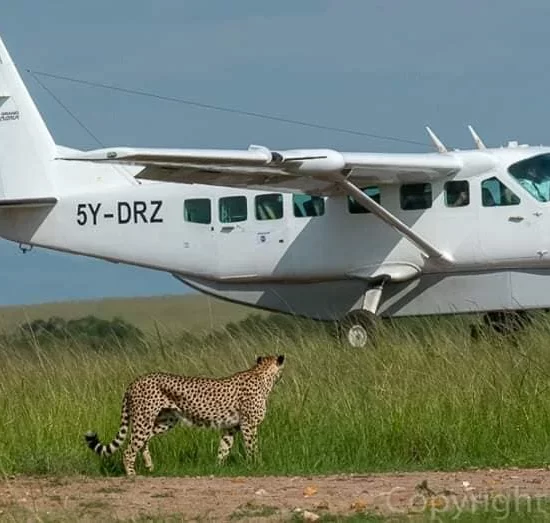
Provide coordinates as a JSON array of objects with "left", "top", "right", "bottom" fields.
[
  {"left": 217, "top": 428, "right": 237, "bottom": 464},
  {"left": 142, "top": 410, "right": 180, "bottom": 472},
  {"left": 123, "top": 420, "right": 154, "bottom": 477},
  {"left": 123, "top": 409, "right": 178, "bottom": 476}
]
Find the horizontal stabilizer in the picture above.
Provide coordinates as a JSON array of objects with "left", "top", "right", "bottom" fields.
[{"left": 0, "top": 196, "right": 57, "bottom": 208}]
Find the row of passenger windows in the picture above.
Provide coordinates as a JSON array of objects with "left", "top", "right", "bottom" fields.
[
  {"left": 184, "top": 193, "right": 326, "bottom": 224},
  {"left": 183, "top": 177, "right": 523, "bottom": 224},
  {"left": 348, "top": 177, "right": 522, "bottom": 211}
]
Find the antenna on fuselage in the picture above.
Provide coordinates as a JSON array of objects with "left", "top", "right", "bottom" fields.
[
  {"left": 425, "top": 126, "right": 448, "bottom": 153},
  {"left": 467, "top": 125, "right": 486, "bottom": 150}
]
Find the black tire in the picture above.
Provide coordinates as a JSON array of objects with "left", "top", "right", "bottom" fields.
[
  {"left": 483, "top": 310, "right": 532, "bottom": 335},
  {"left": 471, "top": 310, "right": 532, "bottom": 341},
  {"left": 338, "top": 310, "right": 380, "bottom": 348}
]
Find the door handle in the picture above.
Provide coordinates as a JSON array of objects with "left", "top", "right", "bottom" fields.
[{"left": 508, "top": 216, "right": 524, "bottom": 222}]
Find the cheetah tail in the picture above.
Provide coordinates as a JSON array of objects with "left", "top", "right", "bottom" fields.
[{"left": 84, "top": 393, "right": 130, "bottom": 457}]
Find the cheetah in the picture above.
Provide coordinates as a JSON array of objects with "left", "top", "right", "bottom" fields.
[{"left": 84, "top": 354, "right": 285, "bottom": 476}]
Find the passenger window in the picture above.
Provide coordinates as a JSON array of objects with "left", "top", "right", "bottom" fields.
[
  {"left": 400, "top": 183, "right": 432, "bottom": 210},
  {"left": 293, "top": 194, "right": 325, "bottom": 217},
  {"left": 184, "top": 198, "right": 211, "bottom": 224},
  {"left": 255, "top": 193, "right": 283, "bottom": 220},
  {"left": 481, "top": 177, "right": 520, "bottom": 207},
  {"left": 445, "top": 180, "right": 469, "bottom": 207},
  {"left": 219, "top": 196, "right": 247, "bottom": 223},
  {"left": 347, "top": 186, "right": 380, "bottom": 214}
]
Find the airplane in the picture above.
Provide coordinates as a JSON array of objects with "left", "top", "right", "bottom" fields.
[{"left": 1, "top": 34, "right": 549, "bottom": 348}]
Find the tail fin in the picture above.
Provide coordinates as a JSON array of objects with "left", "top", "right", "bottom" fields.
[
  {"left": 0, "top": 36, "right": 56, "bottom": 199},
  {"left": 85, "top": 393, "right": 130, "bottom": 457}
]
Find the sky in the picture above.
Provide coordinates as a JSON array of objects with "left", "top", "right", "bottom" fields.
[{"left": 1, "top": 0, "right": 550, "bottom": 305}]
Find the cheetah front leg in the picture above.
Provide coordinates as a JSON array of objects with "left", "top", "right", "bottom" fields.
[
  {"left": 217, "top": 428, "right": 237, "bottom": 464},
  {"left": 240, "top": 421, "right": 259, "bottom": 462}
]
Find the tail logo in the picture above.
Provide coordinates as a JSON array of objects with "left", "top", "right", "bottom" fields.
[{"left": 0, "top": 110, "right": 19, "bottom": 122}]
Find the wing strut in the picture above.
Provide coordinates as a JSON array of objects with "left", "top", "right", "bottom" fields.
[{"left": 335, "top": 176, "right": 453, "bottom": 264}]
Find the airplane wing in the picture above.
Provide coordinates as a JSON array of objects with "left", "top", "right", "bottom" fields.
[
  {"left": 58, "top": 145, "right": 468, "bottom": 264},
  {"left": 58, "top": 145, "right": 463, "bottom": 195}
]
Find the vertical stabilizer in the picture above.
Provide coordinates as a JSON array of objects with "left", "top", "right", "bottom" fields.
[{"left": 0, "top": 36, "right": 56, "bottom": 199}]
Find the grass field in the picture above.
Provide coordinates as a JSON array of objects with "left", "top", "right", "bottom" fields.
[{"left": 1, "top": 293, "right": 550, "bottom": 481}]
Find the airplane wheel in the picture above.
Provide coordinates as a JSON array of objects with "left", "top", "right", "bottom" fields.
[
  {"left": 483, "top": 310, "right": 532, "bottom": 335},
  {"left": 471, "top": 310, "right": 532, "bottom": 340},
  {"left": 339, "top": 310, "right": 379, "bottom": 348}
]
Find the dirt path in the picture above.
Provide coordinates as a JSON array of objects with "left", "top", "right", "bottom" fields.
[{"left": 2, "top": 468, "right": 550, "bottom": 521}]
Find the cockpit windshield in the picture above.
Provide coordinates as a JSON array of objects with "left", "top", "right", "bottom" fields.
[{"left": 508, "top": 153, "right": 550, "bottom": 202}]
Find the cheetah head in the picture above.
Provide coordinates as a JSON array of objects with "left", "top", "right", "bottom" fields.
[{"left": 255, "top": 354, "right": 285, "bottom": 381}]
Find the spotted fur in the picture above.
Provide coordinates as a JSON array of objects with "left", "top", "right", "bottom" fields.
[{"left": 84, "top": 354, "right": 285, "bottom": 476}]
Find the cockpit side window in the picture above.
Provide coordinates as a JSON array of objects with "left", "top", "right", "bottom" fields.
[
  {"left": 508, "top": 153, "right": 550, "bottom": 202},
  {"left": 481, "top": 177, "right": 520, "bottom": 207}
]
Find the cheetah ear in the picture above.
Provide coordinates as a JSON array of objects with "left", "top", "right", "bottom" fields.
[
  {"left": 277, "top": 355, "right": 285, "bottom": 365},
  {"left": 256, "top": 356, "right": 263, "bottom": 364}
]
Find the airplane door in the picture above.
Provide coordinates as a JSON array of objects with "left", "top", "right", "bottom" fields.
[
  {"left": 213, "top": 194, "right": 256, "bottom": 278},
  {"left": 181, "top": 197, "right": 216, "bottom": 275},
  {"left": 478, "top": 175, "right": 545, "bottom": 262},
  {"left": 249, "top": 192, "right": 289, "bottom": 276},
  {"left": 211, "top": 192, "right": 289, "bottom": 279}
]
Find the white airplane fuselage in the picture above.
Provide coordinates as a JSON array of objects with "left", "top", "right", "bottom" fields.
[
  {"left": 1, "top": 144, "right": 550, "bottom": 321},
  {"left": 1, "top": 33, "right": 550, "bottom": 325}
]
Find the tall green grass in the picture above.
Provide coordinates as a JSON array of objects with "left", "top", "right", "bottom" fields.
[{"left": 2, "top": 312, "right": 550, "bottom": 477}]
